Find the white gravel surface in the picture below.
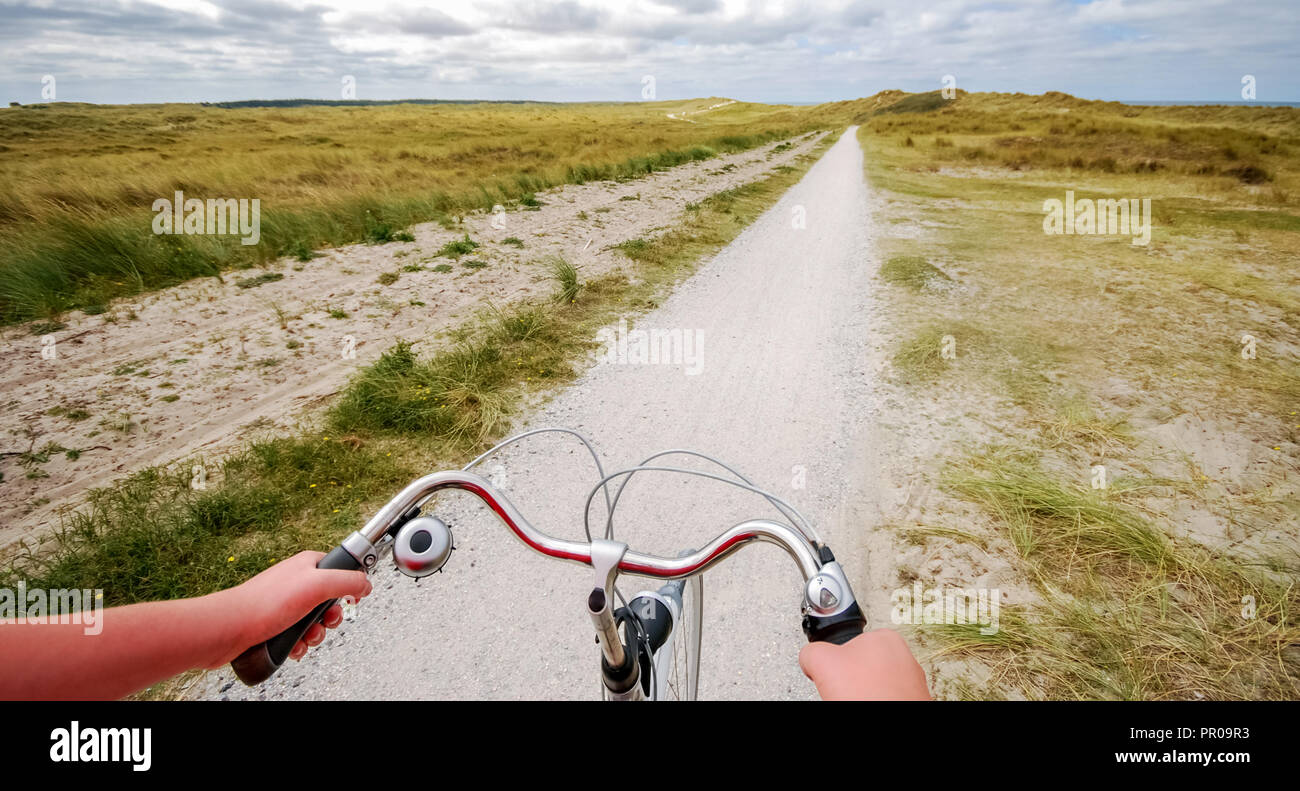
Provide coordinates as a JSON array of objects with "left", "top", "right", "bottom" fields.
[{"left": 200, "top": 126, "right": 906, "bottom": 701}]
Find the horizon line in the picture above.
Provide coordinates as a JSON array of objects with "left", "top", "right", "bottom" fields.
[{"left": 7, "top": 93, "right": 1300, "bottom": 109}]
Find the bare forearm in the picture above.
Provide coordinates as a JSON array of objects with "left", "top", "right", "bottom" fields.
[
  {"left": 0, "top": 591, "right": 247, "bottom": 700},
  {"left": 0, "top": 551, "right": 371, "bottom": 700}
]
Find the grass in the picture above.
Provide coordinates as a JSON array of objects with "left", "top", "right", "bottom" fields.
[
  {"left": 1, "top": 437, "right": 416, "bottom": 604},
  {"left": 99, "top": 413, "right": 136, "bottom": 434},
  {"left": 947, "top": 454, "right": 1175, "bottom": 569},
  {"left": 614, "top": 238, "right": 653, "bottom": 260},
  {"left": 0, "top": 128, "right": 834, "bottom": 619},
  {"left": 547, "top": 256, "right": 581, "bottom": 304},
  {"left": 327, "top": 340, "right": 515, "bottom": 443},
  {"left": 234, "top": 271, "right": 283, "bottom": 289},
  {"left": 892, "top": 324, "right": 954, "bottom": 380},
  {"left": 0, "top": 99, "right": 821, "bottom": 322},
  {"left": 875, "top": 90, "right": 952, "bottom": 116},
  {"left": 436, "top": 234, "right": 479, "bottom": 259},
  {"left": 363, "top": 221, "right": 415, "bottom": 245},
  {"left": 49, "top": 406, "right": 91, "bottom": 421},
  {"left": 932, "top": 452, "right": 1298, "bottom": 700},
  {"left": 880, "top": 255, "right": 951, "bottom": 290},
  {"left": 28, "top": 319, "right": 65, "bottom": 335},
  {"left": 857, "top": 92, "right": 1300, "bottom": 699}
]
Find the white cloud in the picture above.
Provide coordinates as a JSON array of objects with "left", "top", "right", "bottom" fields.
[{"left": 0, "top": 0, "right": 1295, "bottom": 103}]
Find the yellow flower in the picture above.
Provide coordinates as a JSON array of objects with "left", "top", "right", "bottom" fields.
[
  {"left": 227, "top": 556, "right": 235, "bottom": 562},
  {"left": 309, "top": 483, "right": 317, "bottom": 488},
  {"left": 332, "top": 509, "right": 340, "bottom": 513}
]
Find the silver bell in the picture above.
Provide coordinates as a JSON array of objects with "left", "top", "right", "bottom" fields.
[{"left": 392, "top": 516, "right": 454, "bottom": 578}]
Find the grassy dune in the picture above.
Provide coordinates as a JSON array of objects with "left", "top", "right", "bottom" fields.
[
  {"left": 0, "top": 98, "right": 819, "bottom": 321},
  {"left": 856, "top": 91, "right": 1300, "bottom": 699}
]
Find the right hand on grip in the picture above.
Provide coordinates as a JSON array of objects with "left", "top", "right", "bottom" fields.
[{"left": 798, "top": 629, "right": 931, "bottom": 701}]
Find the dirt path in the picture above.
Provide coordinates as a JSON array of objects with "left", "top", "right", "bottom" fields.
[
  {"left": 198, "top": 126, "right": 916, "bottom": 701},
  {"left": 0, "top": 134, "right": 823, "bottom": 550}
]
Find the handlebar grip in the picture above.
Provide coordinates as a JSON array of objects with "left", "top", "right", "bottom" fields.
[
  {"left": 230, "top": 545, "right": 363, "bottom": 686},
  {"left": 803, "top": 601, "right": 867, "bottom": 646}
]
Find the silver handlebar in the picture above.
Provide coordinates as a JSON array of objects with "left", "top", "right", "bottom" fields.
[
  {"left": 347, "top": 469, "right": 825, "bottom": 582},
  {"left": 231, "top": 464, "right": 867, "bottom": 689},
  {"left": 340, "top": 469, "right": 862, "bottom": 682}
]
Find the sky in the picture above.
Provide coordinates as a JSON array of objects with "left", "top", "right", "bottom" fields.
[{"left": 1, "top": 0, "right": 1296, "bottom": 105}]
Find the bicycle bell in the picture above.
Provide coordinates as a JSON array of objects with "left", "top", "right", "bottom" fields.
[{"left": 392, "top": 516, "right": 454, "bottom": 578}]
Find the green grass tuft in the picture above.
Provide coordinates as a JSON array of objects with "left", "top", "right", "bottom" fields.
[
  {"left": 235, "top": 272, "right": 284, "bottom": 289},
  {"left": 437, "top": 234, "right": 479, "bottom": 259},
  {"left": 547, "top": 256, "right": 581, "bottom": 304},
  {"left": 880, "top": 256, "right": 951, "bottom": 290}
]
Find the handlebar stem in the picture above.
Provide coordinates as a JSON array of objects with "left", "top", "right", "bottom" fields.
[{"left": 588, "top": 539, "right": 629, "bottom": 670}]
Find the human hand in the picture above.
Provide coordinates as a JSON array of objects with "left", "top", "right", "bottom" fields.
[
  {"left": 208, "top": 550, "right": 373, "bottom": 668},
  {"left": 798, "top": 629, "right": 931, "bottom": 700}
]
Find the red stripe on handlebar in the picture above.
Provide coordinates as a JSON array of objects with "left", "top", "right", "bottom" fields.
[
  {"left": 458, "top": 479, "right": 755, "bottom": 578},
  {"left": 619, "top": 532, "right": 756, "bottom": 576},
  {"left": 459, "top": 480, "right": 593, "bottom": 564}
]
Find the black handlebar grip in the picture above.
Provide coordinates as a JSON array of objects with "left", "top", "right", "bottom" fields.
[
  {"left": 230, "top": 545, "right": 363, "bottom": 686},
  {"left": 802, "top": 601, "right": 867, "bottom": 646}
]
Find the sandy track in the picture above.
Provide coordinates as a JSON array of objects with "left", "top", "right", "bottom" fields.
[
  {"left": 0, "top": 134, "right": 823, "bottom": 549},
  {"left": 198, "top": 126, "right": 915, "bottom": 701},
  {"left": 667, "top": 99, "right": 737, "bottom": 122}
]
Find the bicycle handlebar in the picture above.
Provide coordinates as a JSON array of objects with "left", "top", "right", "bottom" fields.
[{"left": 231, "top": 469, "right": 866, "bottom": 687}]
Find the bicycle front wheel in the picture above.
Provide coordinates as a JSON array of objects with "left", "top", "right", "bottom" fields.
[{"left": 660, "top": 573, "right": 702, "bottom": 701}]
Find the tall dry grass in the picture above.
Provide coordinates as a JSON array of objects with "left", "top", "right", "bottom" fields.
[{"left": 0, "top": 98, "right": 822, "bottom": 321}]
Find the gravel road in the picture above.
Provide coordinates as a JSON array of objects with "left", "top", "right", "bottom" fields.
[{"left": 200, "top": 125, "right": 900, "bottom": 701}]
